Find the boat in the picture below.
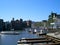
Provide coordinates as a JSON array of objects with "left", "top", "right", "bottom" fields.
[
  {"left": 33, "top": 29, "right": 37, "bottom": 33},
  {"left": 0, "top": 31, "right": 20, "bottom": 35},
  {"left": 38, "top": 29, "right": 47, "bottom": 36},
  {"left": 40, "top": 29, "right": 43, "bottom": 34}
]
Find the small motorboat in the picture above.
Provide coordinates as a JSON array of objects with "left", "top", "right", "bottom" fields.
[
  {"left": 39, "top": 29, "right": 46, "bottom": 36},
  {"left": 33, "top": 29, "right": 37, "bottom": 34}
]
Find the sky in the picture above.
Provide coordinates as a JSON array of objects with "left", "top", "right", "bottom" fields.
[{"left": 0, "top": 0, "right": 60, "bottom": 22}]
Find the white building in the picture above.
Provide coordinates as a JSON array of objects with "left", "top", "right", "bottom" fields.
[
  {"left": 55, "top": 15, "right": 60, "bottom": 28},
  {"left": 50, "top": 13, "right": 60, "bottom": 29}
]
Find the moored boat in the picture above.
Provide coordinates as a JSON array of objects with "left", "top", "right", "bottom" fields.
[
  {"left": 0, "top": 31, "right": 20, "bottom": 35},
  {"left": 33, "top": 29, "right": 37, "bottom": 34}
]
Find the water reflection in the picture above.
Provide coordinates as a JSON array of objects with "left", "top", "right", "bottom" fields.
[
  {"left": 1, "top": 35, "right": 19, "bottom": 45},
  {"left": 0, "top": 31, "right": 39, "bottom": 45},
  {"left": 0, "top": 35, "right": 1, "bottom": 45}
]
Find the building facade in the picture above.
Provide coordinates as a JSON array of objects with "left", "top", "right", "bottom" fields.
[{"left": 49, "top": 12, "right": 60, "bottom": 29}]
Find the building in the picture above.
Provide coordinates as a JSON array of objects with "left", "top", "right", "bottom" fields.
[
  {"left": 0, "top": 19, "right": 4, "bottom": 31},
  {"left": 26, "top": 20, "right": 32, "bottom": 28},
  {"left": 11, "top": 18, "right": 27, "bottom": 30},
  {"left": 0, "top": 18, "right": 32, "bottom": 31},
  {"left": 48, "top": 12, "right": 60, "bottom": 29},
  {"left": 11, "top": 18, "right": 15, "bottom": 29},
  {"left": 5, "top": 21, "right": 11, "bottom": 31},
  {"left": 14, "top": 19, "right": 23, "bottom": 30}
]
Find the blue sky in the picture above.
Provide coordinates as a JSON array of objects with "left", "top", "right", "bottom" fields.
[{"left": 0, "top": 0, "right": 60, "bottom": 22}]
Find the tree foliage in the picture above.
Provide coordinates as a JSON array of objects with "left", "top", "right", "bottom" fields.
[{"left": 34, "top": 22, "right": 44, "bottom": 27}]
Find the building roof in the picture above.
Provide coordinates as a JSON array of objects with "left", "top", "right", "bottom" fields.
[{"left": 56, "top": 15, "right": 60, "bottom": 19}]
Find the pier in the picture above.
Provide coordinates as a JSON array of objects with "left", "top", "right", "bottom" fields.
[
  {"left": 17, "top": 34, "right": 60, "bottom": 45},
  {"left": 46, "top": 34, "right": 60, "bottom": 43},
  {"left": 19, "top": 37, "right": 46, "bottom": 40},
  {"left": 17, "top": 29, "right": 60, "bottom": 45},
  {"left": 18, "top": 40, "right": 52, "bottom": 44}
]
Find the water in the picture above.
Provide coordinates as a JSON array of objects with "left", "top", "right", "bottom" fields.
[{"left": 0, "top": 30, "right": 39, "bottom": 45}]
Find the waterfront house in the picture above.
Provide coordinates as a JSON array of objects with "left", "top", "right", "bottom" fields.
[{"left": 49, "top": 12, "right": 60, "bottom": 29}]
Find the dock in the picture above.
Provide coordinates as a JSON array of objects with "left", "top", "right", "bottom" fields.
[
  {"left": 20, "top": 37, "right": 46, "bottom": 40},
  {"left": 18, "top": 40, "right": 52, "bottom": 44},
  {"left": 46, "top": 34, "right": 60, "bottom": 43},
  {"left": 17, "top": 34, "right": 60, "bottom": 45}
]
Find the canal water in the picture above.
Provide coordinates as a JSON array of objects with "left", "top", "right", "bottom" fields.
[{"left": 0, "top": 30, "right": 39, "bottom": 45}]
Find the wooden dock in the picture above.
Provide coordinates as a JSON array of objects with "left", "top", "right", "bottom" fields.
[
  {"left": 18, "top": 40, "right": 52, "bottom": 44},
  {"left": 17, "top": 35, "right": 60, "bottom": 45},
  {"left": 46, "top": 35, "right": 60, "bottom": 43},
  {"left": 20, "top": 37, "right": 46, "bottom": 40}
]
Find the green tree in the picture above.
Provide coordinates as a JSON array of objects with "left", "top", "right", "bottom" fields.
[{"left": 34, "top": 22, "right": 43, "bottom": 27}]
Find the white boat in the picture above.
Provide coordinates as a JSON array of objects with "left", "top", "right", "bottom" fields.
[
  {"left": 40, "top": 29, "right": 43, "bottom": 34},
  {"left": 0, "top": 31, "right": 20, "bottom": 35},
  {"left": 33, "top": 29, "right": 37, "bottom": 33}
]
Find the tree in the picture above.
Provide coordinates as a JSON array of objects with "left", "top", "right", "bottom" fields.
[
  {"left": 42, "top": 20, "right": 47, "bottom": 27},
  {"left": 34, "top": 22, "right": 44, "bottom": 27}
]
